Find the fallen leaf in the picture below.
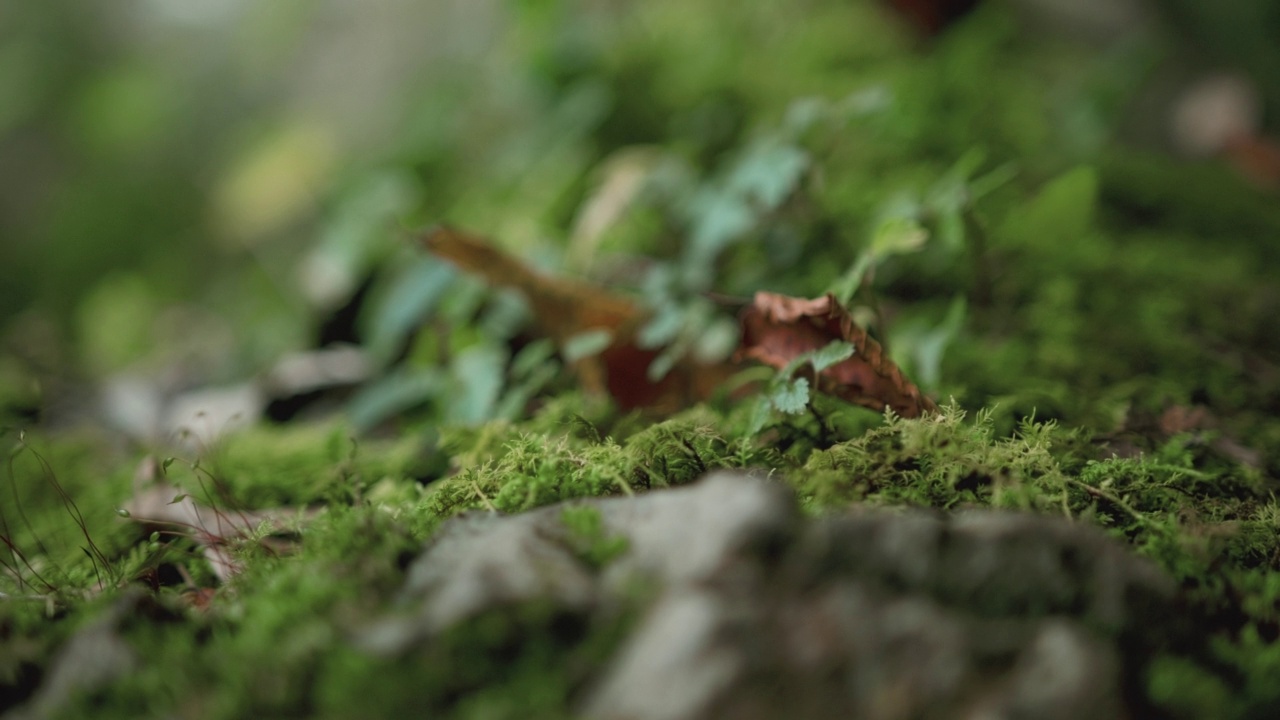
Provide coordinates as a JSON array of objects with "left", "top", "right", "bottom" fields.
[
  {"left": 180, "top": 586, "right": 219, "bottom": 611},
  {"left": 1157, "top": 404, "right": 1261, "bottom": 469},
  {"left": 1224, "top": 133, "right": 1280, "bottom": 192},
  {"left": 1158, "top": 404, "right": 1212, "bottom": 436},
  {"left": 421, "top": 226, "right": 736, "bottom": 412},
  {"left": 567, "top": 148, "right": 658, "bottom": 272},
  {"left": 738, "top": 292, "right": 938, "bottom": 418},
  {"left": 424, "top": 225, "right": 640, "bottom": 342}
]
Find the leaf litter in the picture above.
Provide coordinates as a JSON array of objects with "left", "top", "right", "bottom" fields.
[{"left": 421, "top": 226, "right": 937, "bottom": 418}]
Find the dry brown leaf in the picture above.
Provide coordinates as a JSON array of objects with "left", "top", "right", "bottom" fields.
[
  {"left": 1224, "top": 133, "right": 1280, "bottom": 191},
  {"left": 422, "top": 225, "right": 736, "bottom": 412},
  {"left": 424, "top": 225, "right": 640, "bottom": 342},
  {"left": 1157, "top": 404, "right": 1261, "bottom": 469},
  {"left": 739, "top": 292, "right": 938, "bottom": 418}
]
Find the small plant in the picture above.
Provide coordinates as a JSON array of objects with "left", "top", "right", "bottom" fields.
[
  {"left": 2, "top": 432, "right": 114, "bottom": 597},
  {"left": 743, "top": 339, "right": 855, "bottom": 442}
]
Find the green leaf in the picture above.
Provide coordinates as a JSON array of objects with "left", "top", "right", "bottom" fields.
[
  {"left": 913, "top": 297, "right": 966, "bottom": 389},
  {"left": 446, "top": 344, "right": 509, "bottom": 425},
  {"left": 829, "top": 218, "right": 927, "bottom": 305},
  {"left": 726, "top": 140, "right": 808, "bottom": 210},
  {"left": 636, "top": 304, "right": 685, "bottom": 349},
  {"left": 495, "top": 361, "right": 558, "bottom": 421},
  {"left": 828, "top": 254, "right": 874, "bottom": 306},
  {"left": 1002, "top": 165, "right": 1098, "bottom": 246},
  {"left": 968, "top": 162, "right": 1018, "bottom": 201},
  {"left": 770, "top": 377, "right": 810, "bottom": 414},
  {"left": 778, "top": 341, "right": 855, "bottom": 380},
  {"left": 869, "top": 217, "right": 928, "bottom": 259},
  {"left": 562, "top": 329, "right": 614, "bottom": 363},
  {"left": 362, "top": 258, "right": 456, "bottom": 364},
  {"left": 745, "top": 396, "right": 774, "bottom": 437},
  {"left": 684, "top": 187, "right": 753, "bottom": 287},
  {"left": 646, "top": 344, "right": 681, "bottom": 383},
  {"left": 479, "top": 288, "right": 533, "bottom": 340},
  {"left": 510, "top": 338, "right": 557, "bottom": 379},
  {"left": 889, "top": 297, "right": 967, "bottom": 389},
  {"left": 312, "top": 171, "right": 418, "bottom": 282},
  {"left": 679, "top": 137, "right": 809, "bottom": 291},
  {"left": 692, "top": 317, "right": 740, "bottom": 363},
  {"left": 808, "top": 341, "right": 855, "bottom": 373},
  {"left": 347, "top": 368, "right": 443, "bottom": 431}
]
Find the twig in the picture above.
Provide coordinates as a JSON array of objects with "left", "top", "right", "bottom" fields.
[
  {"left": 470, "top": 479, "right": 498, "bottom": 513},
  {"left": 1065, "top": 477, "right": 1150, "bottom": 526}
]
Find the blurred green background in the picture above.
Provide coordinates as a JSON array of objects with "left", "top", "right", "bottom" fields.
[
  {"left": 2, "top": 0, "right": 1278, "bottom": 430},
  {"left": 2, "top": 0, "right": 495, "bottom": 383}
]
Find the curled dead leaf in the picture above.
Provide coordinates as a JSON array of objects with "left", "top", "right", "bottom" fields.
[{"left": 739, "top": 292, "right": 938, "bottom": 418}]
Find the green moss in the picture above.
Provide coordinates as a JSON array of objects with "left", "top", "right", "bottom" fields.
[
  {"left": 560, "top": 505, "right": 629, "bottom": 569},
  {"left": 797, "top": 404, "right": 1070, "bottom": 511},
  {"left": 316, "top": 600, "right": 635, "bottom": 720},
  {"left": 54, "top": 505, "right": 421, "bottom": 719},
  {"left": 423, "top": 406, "right": 755, "bottom": 518},
  {"left": 1, "top": 428, "right": 138, "bottom": 594},
  {"left": 190, "top": 420, "right": 430, "bottom": 507},
  {"left": 1147, "top": 655, "right": 1235, "bottom": 720}
]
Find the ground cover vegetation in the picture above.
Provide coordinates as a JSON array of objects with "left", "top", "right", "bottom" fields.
[{"left": 3, "top": 1, "right": 1280, "bottom": 717}]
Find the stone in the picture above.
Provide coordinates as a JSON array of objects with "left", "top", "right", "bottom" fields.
[{"left": 368, "top": 471, "right": 1176, "bottom": 719}]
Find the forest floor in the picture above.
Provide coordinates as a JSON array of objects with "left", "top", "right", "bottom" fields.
[{"left": 3, "top": 3, "right": 1280, "bottom": 719}]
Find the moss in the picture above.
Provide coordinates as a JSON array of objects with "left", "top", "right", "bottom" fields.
[
  {"left": 423, "top": 406, "right": 755, "bottom": 518},
  {"left": 623, "top": 410, "right": 746, "bottom": 489},
  {"left": 1, "top": 428, "right": 138, "bottom": 594},
  {"left": 560, "top": 505, "right": 629, "bottom": 569},
  {"left": 316, "top": 600, "right": 635, "bottom": 720},
  {"left": 50, "top": 505, "right": 421, "bottom": 719},
  {"left": 191, "top": 420, "right": 430, "bottom": 507},
  {"left": 797, "top": 404, "right": 1070, "bottom": 512}
]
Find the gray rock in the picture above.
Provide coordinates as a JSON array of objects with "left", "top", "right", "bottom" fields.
[
  {"left": 584, "top": 588, "right": 747, "bottom": 720},
  {"left": 591, "top": 470, "right": 796, "bottom": 589},
  {"left": 403, "top": 508, "right": 599, "bottom": 629},
  {"left": 370, "top": 471, "right": 1176, "bottom": 719}
]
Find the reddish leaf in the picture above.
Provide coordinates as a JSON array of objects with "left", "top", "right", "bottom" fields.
[
  {"left": 1224, "top": 133, "right": 1280, "bottom": 192},
  {"left": 422, "top": 226, "right": 736, "bottom": 412},
  {"left": 739, "top": 292, "right": 938, "bottom": 418},
  {"left": 181, "top": 587, "right": 218, "bottom": 611}
]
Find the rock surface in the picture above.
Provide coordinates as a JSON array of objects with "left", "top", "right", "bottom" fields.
[{"left": 368, "top": 471, "right": 1176, "bottom": 720}]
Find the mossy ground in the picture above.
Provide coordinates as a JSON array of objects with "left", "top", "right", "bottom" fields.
[
  {"left": 4, "top": 2, "right": 1280, "bottom": 718},
  {"left": 4, "top": 392, "right": 1279, "bottom": 717}
]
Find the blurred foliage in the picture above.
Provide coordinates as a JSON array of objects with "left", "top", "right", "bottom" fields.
[{"left": 7, "top": 0, "right": 1276, "bottom": 434}]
